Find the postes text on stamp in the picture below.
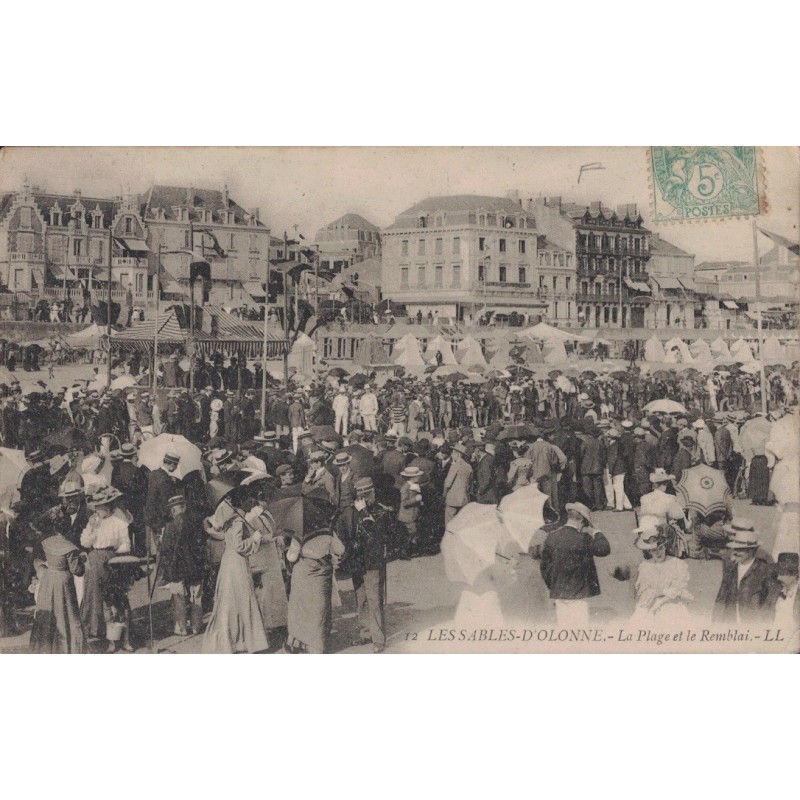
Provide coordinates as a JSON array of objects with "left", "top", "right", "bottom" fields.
[{"left": 650, "top": 146, "right": 761, "bottom": 222}]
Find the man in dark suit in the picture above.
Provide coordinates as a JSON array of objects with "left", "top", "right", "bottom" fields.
[
  {"left": 339, "top": 429, "right": 376, "bottom": 482},
  {"left": 713, "top": 520, "right": 780, "bottom": 624},
  {"left": 111, "top": 443, "right": 149, "bottom": 556},
  {"left": 144, "top": 450, "right": 181, "bottom": 555},
  {"left": 473, "top": 441, "right": 498, "bottom": 505},
  {"left": 539, "top": 502, "right": 610, "bottom": 626},
  {"left": 579, "top": 426, "right": 607, "bottom": 511}
]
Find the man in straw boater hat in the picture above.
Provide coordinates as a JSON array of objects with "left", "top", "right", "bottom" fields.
[
  {"left": 712, "top": 518, "right": 781, "bottom": 625},
  {"left": 351, "top": 477, "right": 391, "bottom": 652},
  {"left": 539, "top": 502, "right": 610, "bottom": 626}
]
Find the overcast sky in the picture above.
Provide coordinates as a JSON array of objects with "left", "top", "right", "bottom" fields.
[{"left": 1, "top": 146, "right": 796, "bottom": 263}]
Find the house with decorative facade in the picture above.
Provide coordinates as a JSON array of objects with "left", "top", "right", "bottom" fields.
[
  {"left": 647, "top": 233, "right": 696, "bottom": 327},
  {"left": 533, "top": 197, "right": 654, "bottom": 328},
  {"left": 381, "top": 195, "right": 546, "bottom": 323}
]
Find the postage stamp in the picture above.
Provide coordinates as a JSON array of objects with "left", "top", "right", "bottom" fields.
[{"left": 649, "top": 146, "right": 762, "bottom": 222}]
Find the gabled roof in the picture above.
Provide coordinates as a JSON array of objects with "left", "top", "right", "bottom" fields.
[
  {"left": 141, "top": 185, "right": 266, "bottom": 227},
  {"left": 386, "top": 194, "right": 534, "bottom": 230},
  {"left": 695, "top": 260, "right": 748, "bottom": 271},
  {"left": 321, "top": 212, "right": 379, "bottom": 232},
  {"left": 649, "top": 236, "right": 693, "bottom": 257},
  {"left": 32, "top": 193, "right": 121, "bottom": 226}
]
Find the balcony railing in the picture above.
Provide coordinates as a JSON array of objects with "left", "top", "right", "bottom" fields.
[
  {"left": 112, "top": 257, "right": 146, "bottom": 267},
  {"left": 10, "top": 252, "right": 45, "bottom": 262},
  {"left": 472, "top": 280, "right": 533, "bottom": 291}
]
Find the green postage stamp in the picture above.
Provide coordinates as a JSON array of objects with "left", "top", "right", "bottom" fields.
[{"left": 649, "top": 146, "right": 762, "bottom": 222}]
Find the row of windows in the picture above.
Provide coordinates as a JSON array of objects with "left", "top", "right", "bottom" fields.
[
  {"left": 538, "top": 252, "right": 572, "bottom": 268},
  {"left": 400, "top": 264, "right": 462, "bottom": 289},
  {"left": 577, "top": 232, "right": 647, "bottom": 252},
  {"left": 400, "top": 236, "right": 530, "bottom": 257}
]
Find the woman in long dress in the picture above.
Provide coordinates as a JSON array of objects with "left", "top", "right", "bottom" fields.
[
  {"left": 29, "top": 533, "right": 86, "bottom": 653},
  {"left": 285, "top": 531, "right": 345, "bottom": 654},
  {"left": 80, "top": 486, "right": 132, "bottom": 649},
  {"left": 629, "top": 524, "right": 693, "bottom": 626},
  {"left": 202, "top": 506, "right": 269, "bottom": 654}
]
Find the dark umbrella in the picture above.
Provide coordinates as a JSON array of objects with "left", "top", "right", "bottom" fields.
[
  {"left": 652, "top": 370, "right": 672, "bottom": 380},
  {"left": 44, "top": 427, "right": 93, "bottom": 453},
  {"left": 309, "top": 425, "right": 341, "bottom": 444},
  {"left": 548, "top": 369, "right": 562, "bottom": 379},
  {"left": 327, "top": 367, "right": 349, "bottom": 378},
  {"left": 268, "top": 494, "right": 336, "bottom": 544},
  {"left": 443, "top": 371, "right": 469, "bottom": 383},
  {"left": 348, "top": 373, "right": 369, "bottom": 388},
  {"left": 423, "top": 365, "right": 437, "bottom": 374},
  {"left": 580, "top": 370, "right": 597, "bottom": 379},
  {"left": 507, "top": 364, "right": 533, "bottom": 378},
  {"left": 497, "top": 423, "right": 541, "bottom": 440},
  {"left": 609, "top": 370, "right": 628, "bottom": 380}
]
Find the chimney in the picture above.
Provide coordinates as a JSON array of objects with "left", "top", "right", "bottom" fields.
[
  {"left": 186, "top": 186, "right": 193, "bottom": 206},
  {"left": 546, "top": 196, "right": 562, "bottom": 210},
  {"left": 223, "top": 184, "right": 229, "bottom": 206},
  {"left": 249, "top": 207, "right": 260, "bottom": 221},
  {"left": 590, "top": 201, "right": 602, "bottom": 215}
]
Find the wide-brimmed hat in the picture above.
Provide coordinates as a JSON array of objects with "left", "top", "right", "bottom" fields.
[
  {"left": 723, "top": 517, "right": 756, "bottom": 541},
  {"left": 332, "top": 452, "right": 352, "bottom": 467},
  {"left": 452, "top": 442, "right": 468, "bottom": 456},
  {"left": 565, "top": 502, "right": 593, "bottom": 525},
  {"left": 633, "top": 427, "right": 646, "bottom": 436},
  {"left": 634, "top": 528, "right": 663, "bottom": 551},
  {"left": 400, "top": 466, "right": 424, "bottom": 479},
  {"left": 58, "top": 477, "right": 85, "bottom": 498},
  {"left": 210, "top": 398, "right": 224, "bottom": 411},
  {"left": 308, "top": 450, "right": 327, "bottom": 463},
  {"left": 692, "top": 419, "right": 706, "bottom": 429},
  {"left": 120, "top": 443, "right": 136, "bottom": 458},
  {"left": 88, "top": 486, "right": 122, "bottom": 508},
  {"left": 211, "top": 448, "right": 234, "bottom": 468},
  {"left": 620, "top": 420, "right": 634, "bottom": 429},
  {"left": 678, "top": 429, "right": 697, "bottom": 443},
  {"left": 255, "top": 431, "right": 277, "bottom": 443},
  {"left": 163, "top": 450, "right": 180, "bottom": 466},
  {"left": 649, "top": 468, "right": 674, "bottom": 484},
  {"left": 110, "top": 449, "right": 124, "bottom": 463},
  {"left": 275, "top": 464, "right": 294, "bottom": 477}
]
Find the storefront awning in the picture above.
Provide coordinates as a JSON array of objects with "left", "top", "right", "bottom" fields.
[
  {"left": 721, "top": 300, "right": 739, "bottom": 310},
  {"left": 653, "top": 277, "right": 684, "bottom": 291},
  {"left": 242, "top": 281, "right": 266, "bottom": 299},
  {"left": 117, "top": 237, "right": 150, "bottom": 253},
  {"left": 623, "top": 277, "right": 651, "bottom": 292},
  {"left": 678, "top": 278, "right": 696, "bottom": 292},
  {"left": 49, "top": 264, "right": 75, "bottom": 279}
]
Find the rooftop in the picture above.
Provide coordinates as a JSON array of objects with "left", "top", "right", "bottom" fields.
[
  {"left": 386, "top": 194, "right": 534, "bottom": 230},
  {"left": 649, "top": 235, "right": 693, "bottom": 257},
  {"left": 318, "top": 212, "right": 379, "bottom": 233},
  {"left": 141, "top": 185, "right": 266, "bottom": 227}
]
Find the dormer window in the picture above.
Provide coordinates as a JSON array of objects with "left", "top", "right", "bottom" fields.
[
  {"left": 418, "top": 216, "right": 427, "bottom": 229},
  {"left": 125, "top": 217, "right": 133, "bottom": 234},
  {"left": 50, "top": 205, "right": 63, "bottom": 226}
]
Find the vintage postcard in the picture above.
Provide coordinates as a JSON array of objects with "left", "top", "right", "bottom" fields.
[{"left": 0, "top": 145, "right": 797, "bottom": 655}]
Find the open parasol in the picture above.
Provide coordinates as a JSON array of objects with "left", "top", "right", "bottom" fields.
[
  {"left": 0, "top": 447, "right": 29, "bottom": 508},
  {"left": 138, "top": 434, "right": 203, "bottom": 480},
  {"left": 675, "top": 463, "right": 731, "bottom": 517},
  {"left": 497, "top": 483, "right": 549, "bottom": 551},
  {"left": 110, "top": 374, "right": 138, "bottom": 390},
  {"left": 440, "top": 503, "right": 506, "bottom": 586},
  {"left": 642, "top": 399, "right": 687, "bottom": 414},
  {"left": 267, "top": 494, "right": 336, "bottom": 544}
]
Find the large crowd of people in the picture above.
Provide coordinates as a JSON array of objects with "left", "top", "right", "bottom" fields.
[{"left": 0, "top": 348, "right": 798, "bottom": 653}]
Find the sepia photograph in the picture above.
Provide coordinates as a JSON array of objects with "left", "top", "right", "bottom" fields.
[{"left": 0, "top": 145, "right": 797, "bottom": 656}]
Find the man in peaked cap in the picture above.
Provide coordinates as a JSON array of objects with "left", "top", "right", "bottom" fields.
[
  {"left": 351, "top": 477, "right": 390, "bottom": 652},
  {"left": 144, "top": 449, "right": 182, "bottom": 556},
  {"left": 111, "top": 442, "right": 148, "bottom": 555}
]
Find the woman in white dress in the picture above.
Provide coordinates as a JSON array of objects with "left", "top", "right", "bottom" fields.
[{"left": 629, "top": 523, "right": 694, "bottom": 626}]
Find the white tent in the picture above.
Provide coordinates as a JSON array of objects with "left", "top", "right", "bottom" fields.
[
  {"left": 762, "top": 336, "right": 785, "bottom": 362},
  {"left": 458, "top": 341, "right": 488, "bottom": 367},
  {"left": 710, "top": 337, "right": 732, "bottom": 360},
  {"left": 690, "top": 339, "right": 712, "bottom": 361},
  {"left": 393, "top": 338, "right": 426, "bottom": 367},
  {"left": 730, "top": 338, "right": 755, "bottom": 362},
  {"left": 64, "top": 323, "right": 104, "bottom": 349},
  {"left": 542, "top": 339, "right": 568, "bottom": 364},
  {"left": 392, "top": 333, "right": 420, "bottom": 354},
  {"left": 664, "top": 337, "right": 693, "bottom": 363},
  {"left": 425, "top": 335, "right": 458, "bottom": 365},
  {"left": 519, "top": 322, "right": 592, "bottom": 344},
  {"left": 455, "top": 334, "right": 481, "bottom": 352},
  {"left": 288, "top": 331, "right": 316, "bottom": 374},
  {"left": 644, "top": 336, "right": 665, "bottom": 363}
]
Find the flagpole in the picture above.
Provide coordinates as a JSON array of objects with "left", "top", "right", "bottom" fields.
[
  {"left": 260, "top": 259, "right": 269, "bottom": 429},
  {"left": 106, "top": 227, "right": 113, "bottom": 386},
  {"left": 283, "top": 231, "right": 289, "bottom": 388},
  {"left": 153, "top": 244, "right": 160, "bottom": 395},
  {"left": 752, "top": 219, "right": 766, "bottom": 414}
]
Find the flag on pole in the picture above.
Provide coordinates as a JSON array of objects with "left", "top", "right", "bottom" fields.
[{"left": 758, "top": 227, "right": 800, "bottom": 255}]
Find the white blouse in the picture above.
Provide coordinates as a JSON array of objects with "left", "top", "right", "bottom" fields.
[{"left": 80, "top": 515, "right": 131, "bottom": 553}]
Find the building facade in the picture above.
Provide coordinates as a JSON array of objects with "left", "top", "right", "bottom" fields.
[
  {"left": 534, "top": 197, "right": 653, "bottom": 328},
  {"left": 647, "top": 233, "right": 696, "bottom": 327},
  {"left": 315, "top": 212, "right": 381, "bottom": 272},
  {"left": 381, "top": 195, "right": 546, "bottom": 323},
  {"left": 0, "top": 183, "right": 151, "bottom": 317},
  {"left": 140, "top": 185, "right": 272, "bottom": 309}
]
